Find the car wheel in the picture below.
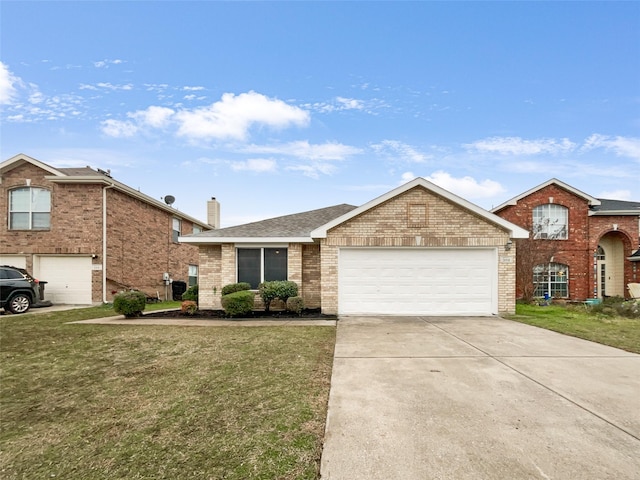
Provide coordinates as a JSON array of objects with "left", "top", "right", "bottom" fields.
[{"left": 7, "top": 293, "right": 31, "bottom": 314}]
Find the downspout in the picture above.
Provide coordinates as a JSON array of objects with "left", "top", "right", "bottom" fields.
[{"left": 102, "top": 183, "right": 115, "bottom": 303}]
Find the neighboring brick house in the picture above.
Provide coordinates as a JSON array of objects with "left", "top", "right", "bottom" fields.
[
  {"left": 181, "top": 178, "right": 528, "bottom": 316},
  {"left": 492, "top": 178, "right": 640, "bottom": 301},
  {"left": 0, "top": 154, "right": 212, "bottom": 305}
]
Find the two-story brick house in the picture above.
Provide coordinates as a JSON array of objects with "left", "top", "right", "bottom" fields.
[
  {"left": 492, "top": 179, "right": 640, "bottom": 301},
  {"left": 1, "top": 154, "right": 213, "bottom": 305}
]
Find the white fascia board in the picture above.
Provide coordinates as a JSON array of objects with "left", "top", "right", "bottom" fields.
[
  {"left": 491, "top": 178, "right": 601, "bottom": 212},
  {"left": 588, "top": 210, "right": 640, "bottom": 216},
  {"left": 179, "top": 236, "right": 315, "bottom": 245},
  {"left": 1, "top": 153, "right": 66, "bottom": 176},
  {"left": 311, "top": 177, "right": 530, "bottom": 239}
]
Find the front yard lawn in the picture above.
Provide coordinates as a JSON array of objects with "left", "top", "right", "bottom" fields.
[
  {"left": 0, "top": 304, "right": 335, "bottom": 479},
  {"left": 508, "top": 303, "right": 640, "bottom": 354}
]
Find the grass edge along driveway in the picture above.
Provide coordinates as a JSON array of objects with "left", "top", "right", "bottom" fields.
[{"left": 0, "top": 304, "right": 336, "bottom": 480}]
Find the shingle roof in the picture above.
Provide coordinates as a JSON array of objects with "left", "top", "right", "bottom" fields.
[
  {"left": 593, "top": 198, "right": 640, "bottom": 212},
  {"left": 57, "top": 167, "right": 106, "bottom": 176},
  {"left": 193, "top": 204, "right": 358, "bottom": 238}
]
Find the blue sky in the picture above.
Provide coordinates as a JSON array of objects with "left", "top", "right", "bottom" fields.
[{"left": 1, "top": 1, "right": 639, "bottom": 227}]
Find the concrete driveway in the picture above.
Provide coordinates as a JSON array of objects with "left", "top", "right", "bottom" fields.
[{"left": 320, "top": 316, "right": 640, "bottom": 480}]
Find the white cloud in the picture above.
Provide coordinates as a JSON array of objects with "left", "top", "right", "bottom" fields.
[
  {"left": 581, "top": 134, "right": 640, "bottom": 161},
  {"left": 230, "top": 158, "right": 277, "bottom": 173},
  {"left": 598, "top": 189, "right": 632, "bottom": 201},
  {"left": 371, "top": 140, "right": 430, "bottom": 163},
  {"left": 424, "top": 171, "right": 505, "bottom": 199},
  {"left": 465, "top": 136, "right": 576, "bottom": 156},
  {"left": 175, "top": 91, "right": 309, "bottom": 140},
  {"left": 183, "top": 86, "right": 205, "bottom": 91},
  {"left": 286, "top": 163, "right": 337, "bottom": 179},
  {"left": 0, "top": 61, "right": 20, "bottom": 104},
  {"left": 243, "top": 140, "right": 361, "bottom": 161},
  {"left": 305, "top": 96, "right": 385, "bottom": 114},
  {"left": 400, "top": 171, "right": 416, "bottom": 183},
  {"left": 129, "top": 106, "right": 175, "bottom": 128},
  {"left": 101, "top": 119, "right": 138, "bottom": 137},
  {"left": 93, "top": 59, "right": 124, "bottom": 68}
]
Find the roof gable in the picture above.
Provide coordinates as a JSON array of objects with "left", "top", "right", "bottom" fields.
[
  {"left": 0, "top": 153, "right": 66, "bottom": 176},
  {"left": 311, "top": 177, "right": 529, "bottom": 239},
  {"left": 491, "top": 178, "right": 600, "bottom": 213}
]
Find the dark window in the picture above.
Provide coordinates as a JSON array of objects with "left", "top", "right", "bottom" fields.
[{"left": 237, "top": 248, "right": 288, "bottom": 289}]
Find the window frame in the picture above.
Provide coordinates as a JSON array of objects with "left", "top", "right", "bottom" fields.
[
  {"left": 236, "top": 246, "right": 288, "bottom": 289},
  {"left": 8, "top": 187, "right": 52, "bottom": 230},
  {"left": 532, "top": 204, "right": 568, "bottom": 240},
  {"left": 188, "top": 264, "right": 198, "bottom": 287},
  {"left": 533, "top": 262, "right": 569, "bottom": 298},
  {"left": 172, "top": 217, "right": 181, "bottom": 243}
]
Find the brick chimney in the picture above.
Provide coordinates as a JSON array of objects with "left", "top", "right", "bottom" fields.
[{"left": 207, "top": 197, "right": 220, "bottom": 229}]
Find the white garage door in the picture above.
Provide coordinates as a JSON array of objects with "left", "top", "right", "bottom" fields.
[
  {"left": 338, "top": 248, "right": 497, "bottom": 316},
  {"left": 36, "top": 256, "right": 92, "bottom": 305},
  {"left": 0, "top": 255, "right": 27, "bottom": 269}
]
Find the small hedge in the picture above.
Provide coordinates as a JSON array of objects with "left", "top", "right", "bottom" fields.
[
  {"left": 259, "top": 281, "right": 298, "bottom": 312},
  {"left": 221, "top": 282, "right": 252, "bottom": 296},
  {"left": 182, "top": 285, "right": 198, "bottom": 302},
  {"left": 181, "top": 300, "right": 198, "bottom": 315},
  {"left": 114, "top": 291, "right": 147, "bottom": 318},
  {"left": 221, "top": 290, "right": 255, "bottom": 316},
  {"left": 286, "top": 296, "right": 305, "bottom": 314}
]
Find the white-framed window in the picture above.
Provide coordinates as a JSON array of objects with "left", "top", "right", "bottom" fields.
[
  {"left": 9, "top": 187, "right": 51, "bottom": 230},
  {"left": 172, "top": 218, "right": 181, "bottom": 243},
  {"left": 188, "top": 264, "right": 198, "bottom": 287},
  {"left": 193, "top": 225, "right": 202, "bottom": 234},
  {"left": 534, "top": 262, "right": 569, "bottom": 298},
  {"left": 237, "top": 247, "right": 287, "bottom": 289},
  {"left": 532, "top": 204, "right": 568, "bottom": 240}
]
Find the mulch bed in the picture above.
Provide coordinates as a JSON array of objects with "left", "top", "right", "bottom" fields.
[{"left": 143, "top": 308, "right": 337, "bottom": 320}]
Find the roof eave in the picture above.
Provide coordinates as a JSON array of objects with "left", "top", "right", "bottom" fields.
[
  {"left": 179, "top": 236, "right": 315, "bottom": 245},
  {"left": 589, "top": 210, "right": 640, "bottom": 216}
]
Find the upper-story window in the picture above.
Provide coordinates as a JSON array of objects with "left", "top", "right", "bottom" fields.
[
  {"left": 193, "top": 225, "right": 202, "bottom": 235},
  {"left": 9, "top": 187, "right": 51, "bottom": 230},
  {"left": 172, "top": 218, "right": 181, "bottom": 243},
  {"left": 532, "top": 204, "right": 568, "bottom": 240}
]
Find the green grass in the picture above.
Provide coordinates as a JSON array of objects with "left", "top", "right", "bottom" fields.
[
  {"left": 508, "top": 303, "right": 640, "bottom": 354},
  {"left": 0, "top": 304, "right": 336, "bottom": 479}
]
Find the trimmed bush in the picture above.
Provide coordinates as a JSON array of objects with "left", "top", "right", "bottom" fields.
[
  {"left": 113, "top": 291, "right": 147, "bottom": 318},
  {"left": 181, "top": 300, "right": 198, "bottom": 315},
  {"left": 182, "top": 285, "right": 198, "bottom": 302},
  {"left": 221, "top": 282, "right": 252, "bottom": 296},
  {"left": 221, "top": 290, "right": 255, "bottom": 316},
  {"left": 286, "top": 296, "right": 305, "bottom": 314},
  {"left": 258, "top": 281, "right": 298, "bottom": 312}
]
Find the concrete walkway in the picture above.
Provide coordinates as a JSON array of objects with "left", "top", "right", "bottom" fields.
[{"left": 320, "top": 316, "right": 640, "bottom": 480}]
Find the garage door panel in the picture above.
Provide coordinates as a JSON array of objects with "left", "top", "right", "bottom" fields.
[
  {"left": 338, "top": 248, "right": 496, "bottom": 316},
  {"left": 37, "top": 256, "right": 92, "bottom": 305}
]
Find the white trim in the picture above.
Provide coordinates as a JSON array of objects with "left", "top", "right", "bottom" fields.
[
  {"left": 589, "top": 210, "right": 640, "bottom": 216},
  {"left": 1, "top": 153, "right": 66, "bottom": 176},
  {"left": 179, "top": 236, "right": 314, "bottom": 244},
  {"left": 311, "top": 177, "right": 529, "bottom": 239},
  {"left": 492, "top": 178, "right": 601, "bottom": 212}
]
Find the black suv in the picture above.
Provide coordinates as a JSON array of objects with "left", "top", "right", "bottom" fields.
[{"left": 0, "top": 265, "right": 41, "bottom": 314}]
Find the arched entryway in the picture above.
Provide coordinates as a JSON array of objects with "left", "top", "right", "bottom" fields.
[{"left": 596, "top": 233, "right": 627, "bottom": 298}]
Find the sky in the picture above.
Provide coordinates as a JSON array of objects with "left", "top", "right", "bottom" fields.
[{"left": 1, "top": 1, "right": 639, "bottom": 227}]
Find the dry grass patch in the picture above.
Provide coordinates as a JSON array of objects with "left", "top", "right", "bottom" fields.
[{"left": 1, "top": 306, "right": 335, "bottom": 479}]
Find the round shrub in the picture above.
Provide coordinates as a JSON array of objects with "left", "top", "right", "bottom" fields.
[
  {"left": 113, "top": 291, "right": 146, "bottom": 318},
  {"left": 182, "top": 285, "right": 198, "bottom": 302},
  {"left": 221, "top": 282, "right": 252, "bottom": 296},
  {"left": 221, "top": 290, "right": 255, "bottom": 317},
  {"left": 286, "top": 296, "right": 305, "bottom": 314},
  {"left": 258, "top": 281, "right": 298, "bottom": 312},
  {"left": 181, "top": 300, "right": 198, "bottom": 315}
]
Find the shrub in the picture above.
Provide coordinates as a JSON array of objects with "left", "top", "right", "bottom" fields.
[
  {"left": 182, "top": 285, "right": 198, "bottom": 302},
  {"left": 258, "top": 281, "right": 298, "bottom": 312},
  {"left": 221, "top": 290, "right": 255, "bottom": 316},
  {"left": 113, "top": 291, "right": 146, "bottom": 318},
  {"left": 221, "top": 282, "right": 252, "bottom": 296},
  {"left": 286, "top": 296, "right": 305, "bottom": 314},
  {"left": 181, "top": 300, "right": 198, "bottom": 315}
]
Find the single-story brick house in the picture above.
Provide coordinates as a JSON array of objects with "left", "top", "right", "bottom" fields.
[
  {"left": 181, "top": 178, "right": 528, "bottom": 316},
  {"left": 492, "top": 178, "right": 640, "bottom": 301}
]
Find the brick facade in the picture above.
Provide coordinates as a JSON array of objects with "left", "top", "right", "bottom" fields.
[
  {"left": 494, "top": 183, "right": 639, "bottom": 300},
  {"left": 1, "top": 157, "right": 206, "bottom": 303}
]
